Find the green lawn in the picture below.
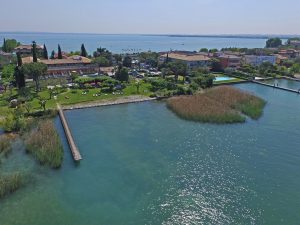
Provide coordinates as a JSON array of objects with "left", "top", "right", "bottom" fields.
[{"left": 0, "top": 81, "right": 153, "bottom": 117}]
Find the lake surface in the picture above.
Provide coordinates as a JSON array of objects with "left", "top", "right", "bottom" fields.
[
  {"left": 264, "top": 78, "right": 300, "bottom": 90},
  {"left": 0, "top": 83, "right": 300, "bottom": 225},
  {"left": 0, "top": 32, "right": 272, "bottom": 54}
]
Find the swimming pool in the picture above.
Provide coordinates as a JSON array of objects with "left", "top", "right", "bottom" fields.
[{"left": 215, "top": 76, "right": 235, "bottom": 82}]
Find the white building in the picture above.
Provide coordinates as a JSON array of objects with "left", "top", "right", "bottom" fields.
[{"left": 243, "top": 55, "right": 276, "bottom": 66}]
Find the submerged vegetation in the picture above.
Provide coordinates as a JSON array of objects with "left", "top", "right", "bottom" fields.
[
  {"left": 167, "top": 86, "right": 266, "bottom": 124},
  {"left": 0, "top": 173, "right": 23, "bottom": 199},
  {"left": 25, "top": 120, "right": 63, "bottom": 168}
]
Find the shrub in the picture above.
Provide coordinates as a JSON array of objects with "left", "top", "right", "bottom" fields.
[
  {"left": 25, "top": 120, "right": 63, "bottom": 168},
  {"left": 0, "top": 173, "right": 23, "bottom": 199}
]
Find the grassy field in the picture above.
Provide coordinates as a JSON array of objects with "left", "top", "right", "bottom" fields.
[
  {"left": 167, "top": 86, "right": 266, "bottom": 124},
  {"left": 0, "top": 81, "right": 152, "bottom": 117}
]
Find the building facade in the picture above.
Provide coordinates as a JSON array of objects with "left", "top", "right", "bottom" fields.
[
  {"left": 243, "top": 55, "right": 277, "bottom": 66},
  {"left": 22, "top": 55, "right": 97, "bottom": 76},
  {"left": 218, "top": 55, "right": 241, "bottom": 69},
  {"left": 159, "top": 52, "right": 211, "bottom": 70}
]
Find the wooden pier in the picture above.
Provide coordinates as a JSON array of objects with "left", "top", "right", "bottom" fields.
[
  {"left": 57, "top": 104, "right": 82, "bottom": 161},
  {"left": 252, "top": 80, "right": 300, "bottom": 94}
]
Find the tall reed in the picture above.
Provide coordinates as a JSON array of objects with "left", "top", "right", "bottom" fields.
[
  {"left": 0, "top": 173, "right": 23, "bottom": 199},
  {"left": 167, "top": 86, "right": 266, "bottom": 123},
  {"left": 25, "top": 120, "right": 63, "bottom": 168}
]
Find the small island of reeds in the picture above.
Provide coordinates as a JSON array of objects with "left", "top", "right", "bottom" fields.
[{"left": 167, "top": 86, "right": 266, "bottom": 124}]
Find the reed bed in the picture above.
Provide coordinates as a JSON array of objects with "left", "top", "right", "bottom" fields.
[
  {"left": 167, "top": 86, "right": 266, "bottom": 123},
  {"left": 0, "top": 173, "right": 23, "bottom": 199},
  {"left": 25, "top": 120, "right": 63, "bottom": 168},
  {"left": 205, "top": 86, "right": 266, "bottom": 119},
  {"left": 0, "top": 136, "right": 12, "bottom": 158}
]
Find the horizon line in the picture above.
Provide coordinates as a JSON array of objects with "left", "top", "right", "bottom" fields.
[{"left": 0, "top": 31, "right": 300, "bottom": 38}]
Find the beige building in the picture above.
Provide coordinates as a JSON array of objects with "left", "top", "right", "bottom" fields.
[
  {"left": 22, "top": 55, "right": 97, "bottom": 75},
  {"left": 159, "top": 52, "right": 211, "bottom": 70}
]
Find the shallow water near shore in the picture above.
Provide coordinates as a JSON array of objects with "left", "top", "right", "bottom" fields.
[{"left": 0, "top": 83, "right": 300, "bottom": 225}]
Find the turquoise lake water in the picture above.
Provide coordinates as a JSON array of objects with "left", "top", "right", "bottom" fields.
[
  {"left": 0, "top": 32, "right": 271, "bottom": 54},
  {"left": 0, "top": 83, "right": 300, "bottom": 224}
]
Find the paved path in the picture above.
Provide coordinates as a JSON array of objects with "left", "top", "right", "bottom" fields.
[{"left": 62, "top": 95, "right": 157, "bottom": 111}]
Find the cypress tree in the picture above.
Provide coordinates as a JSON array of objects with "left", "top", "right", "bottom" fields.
[
  {"left": 32, "top": 41, "right": 38, "bottom": 62},
  {"left": 17, "top": 52, "right": 22, "bottom": 67},
  {"left": 166, "top": 53, "right": 169, "bottom": 63},
  {"left": 80, "top": 44, "right": 87, "bottom": 57},
  {"left": 43, "top": 44, "right": 48, "bottom": 59},
  {"left": 50, "top": 50, "right": 55, "bottom": 59},
  {"left": 15, "top": 53, "right": 25, "bottom": 89},
  {"left": 58, "top": 44, "right": 62, "bottom": 59},
  {"left": 2, "top": 38, "right": 7, "bottom": 52}
]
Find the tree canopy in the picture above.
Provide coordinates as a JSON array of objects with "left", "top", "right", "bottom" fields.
[
  {"left": 123, "top": 55, "right": 132, "bottom": 68},
  {"left": 115, "top": 66, "right": 129, "bottom": 82},
  {"left": 266, "top": 38, "right": 282, "bottom": 48},
  {"left": 22, "top": 62, "right": 47, "bottom": 92},
  {"left": 1, "top": 38, "right": 20, "bottom": 52}
]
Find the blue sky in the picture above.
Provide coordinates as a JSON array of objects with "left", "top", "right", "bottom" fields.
[{"left": 1, "top": 0, "right": 299, "bottom": 34}]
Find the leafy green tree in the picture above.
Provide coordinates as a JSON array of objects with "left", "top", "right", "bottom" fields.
[
  {"left": 138, "top": 52, "right": 159, "bottom": 67},
  {"left": 43, "top": 44, "right": 48, "bottom": 59},
  {"left": 266, "top": 38, "right": 282, "bottom": 48},
  {"left": 21, "top": 62, "right": 47, "bottom": 92},
  {"left": 200, "top": 48, "right": 208, "bottom": 52},
  {"left": 2, "top": 64, "right": 15, "bottom": 81},
  {"left": 113, "top": 54, "right": 122, "bottom": 64},
  {"left": 50, "top": 50, "right": 55, "bottom": 59},
  {"left": 209, "top": 48, "right": 218, "bottom": 53},
  {"left": 167, "top": 61, "right": 187, "bottom": 82},
  {"left": 80, "top": 44, "right": 88, "bottom": 57},
  {"left": 3, "top": 108, "right": 26, "bottom": 132},
  {"left": 70, "top": 72, "right": 79, "bottom": 83},
  {"left": 115, "top": 66, "right": 129, "bottom": 82},
  {"left": 92, "top": 56, "right": 110, "bottom": 75},
  {"left": 32, "top": 41, "right": 38, "bottom": 62},
  {"left": 58, "top": 45, "right": 63, "bottom": 59},
  {"left": 2, "top": 39, "right": 20, "bottom": 52},
  {"left": 192, "top": 73, "right": 215, "bottom": 89},
  {"left": 123, "top": 55, "right": 132, "bottom": 67},
  {"left": 93, "top": 47, "right": 112, "bottom": 64}
]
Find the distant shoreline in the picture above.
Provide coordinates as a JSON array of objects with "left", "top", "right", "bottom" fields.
[{"left": 0, "top": 31, "right": 298, "bottom": 39}]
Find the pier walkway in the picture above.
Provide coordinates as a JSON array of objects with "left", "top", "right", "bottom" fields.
[
  {"left": 57, "top": 104, "right": 82, "bottom": 161},
  {"left": 252, "top": 80, "right": 300, "bottom": 94}
]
